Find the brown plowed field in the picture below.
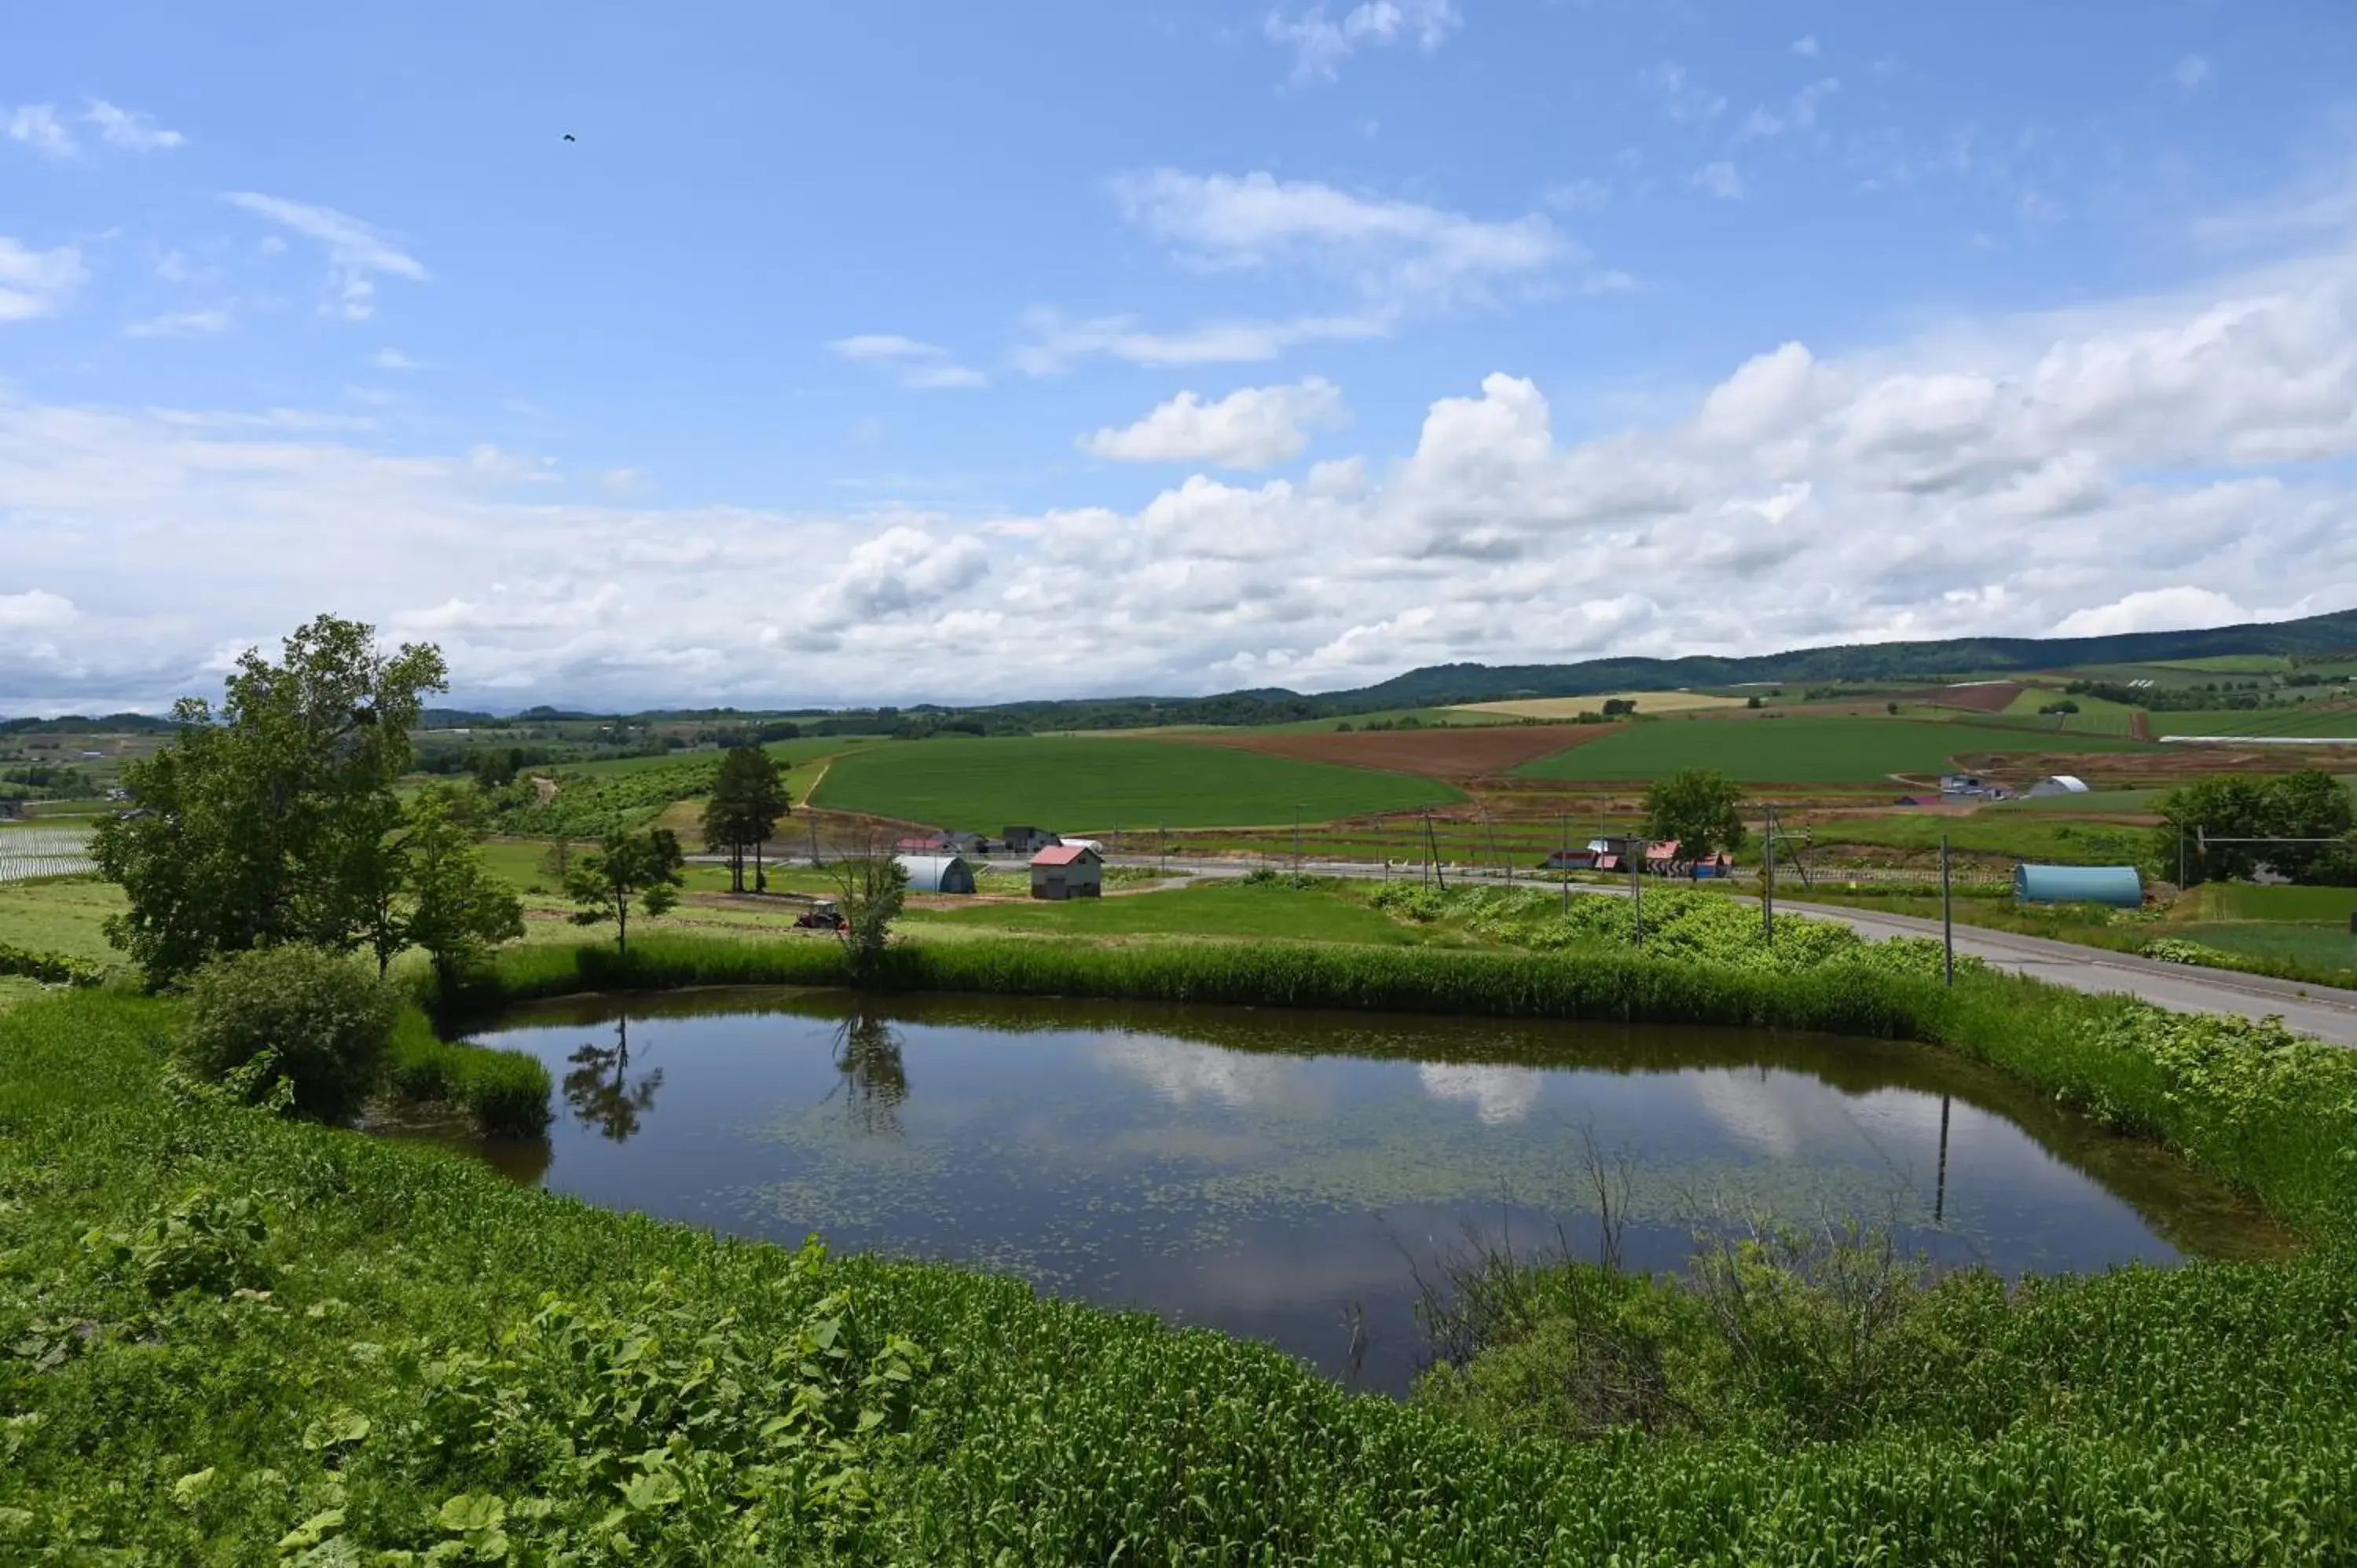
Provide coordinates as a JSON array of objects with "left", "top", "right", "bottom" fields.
[
  {"left": 1901, "top": 681, "right": 2025, "bottom": 713},
  {"left": 1163, "top": 724, "right": 1609, "bottom": 783}
]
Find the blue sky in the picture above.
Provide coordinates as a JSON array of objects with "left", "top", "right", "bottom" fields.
[{"left": 5, "top": 2, "right": 2357, "bottom": 710}]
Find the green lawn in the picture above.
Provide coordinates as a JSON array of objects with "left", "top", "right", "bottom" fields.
[
  {"left": 812, "top": 735, "right": 1463, "bottom": 830},
  {"left": 1516, "top": 716, "right": 2151, "bottom": 784},
  {"left": 903, "top": 877, "right": 1442, "bottom": 944}
]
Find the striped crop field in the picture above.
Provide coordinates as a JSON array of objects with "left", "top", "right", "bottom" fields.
[{"left": 0, "top": 827, "right": 94, "bottom": 884}]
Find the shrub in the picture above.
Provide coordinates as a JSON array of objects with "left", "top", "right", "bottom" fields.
[
  {"left": 180, "top": 945, "right": 398, "bottom": 1122},
  {"left": 386, "top": 1008, "right": 553, "bottom": 1136},
  {"left": 0, "top": 940, "right": 107, "bottom": 987}
]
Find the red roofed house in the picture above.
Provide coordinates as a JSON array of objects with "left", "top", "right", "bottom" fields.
[{"left": 1029, "top": 843, "right": 1103, "bottom": 901}]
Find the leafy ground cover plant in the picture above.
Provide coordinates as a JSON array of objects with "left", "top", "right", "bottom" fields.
[{"left": 10, "top": 935, "right": 2357, "bottom": 1560}]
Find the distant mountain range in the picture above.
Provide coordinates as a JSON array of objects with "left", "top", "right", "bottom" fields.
[
  {"left": 1318, "top": 606, "right": 2357, "bottom": 711},
  {"left": 17, "top": 608, "right": 2356, "bottom": 735}
]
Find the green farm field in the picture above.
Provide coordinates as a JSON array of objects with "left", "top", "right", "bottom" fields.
[
  {"left": 555, "top": 735, "right": 890, "bottom": 779},
  {"left": 812, "top": 735, "right": 1463, "bottom": 830},
  {"left": 2149, "top": 708, "right": 2357, "bottom": 738},
  {"left": 1516, "top": 716, "right": 2151, "bottom": 784}
]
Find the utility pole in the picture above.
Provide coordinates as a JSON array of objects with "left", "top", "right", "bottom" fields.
[
  {"left": 1294, "top": 804, "right": 1303, "bottom": 875},
  {"left": 1629, "top": 833, "right": 1644, "bottom": 951},
  {"left": 1425, "top": 811, "right": 1446, "bottom": 891},
  {"left": 1559, "top": 810, "right": 1570, "bottom": 917},
  {"left": 1761, "top": 803, "right": 1776, "bottom": 943},
  {"left": 2178, "top": 823, "right": 2187, "bottom": 890},
  {"left": 1941, "top": 831, "right": 1955, "bottom": 987},
  {"left": 1159, "top": 822, "right": 1166, "bottom": 878}
]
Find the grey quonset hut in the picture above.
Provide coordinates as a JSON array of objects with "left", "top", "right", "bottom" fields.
[{"left": 896, "top": 853, "right": 977, "bottom": 894}]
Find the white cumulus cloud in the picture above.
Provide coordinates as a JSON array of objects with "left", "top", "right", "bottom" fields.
[
  {"left": 2052, "top": 587, "right": 2249, "bottom": 638},
  {"left": 1081, "top": 379, "right": 1347, "bottom": 468}
]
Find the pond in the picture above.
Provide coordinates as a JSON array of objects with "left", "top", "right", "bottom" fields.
[{"left": 406, "top": 989, "right": 2292, "bottom": 1395}]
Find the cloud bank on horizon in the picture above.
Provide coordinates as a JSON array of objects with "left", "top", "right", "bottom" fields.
[{"left": 2, "top": 3, "right": 2353, "bottom": 712}]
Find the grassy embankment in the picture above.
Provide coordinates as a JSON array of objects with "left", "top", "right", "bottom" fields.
[{"left": 9, "top": 921, "right": 2357, "bottom": 1559}]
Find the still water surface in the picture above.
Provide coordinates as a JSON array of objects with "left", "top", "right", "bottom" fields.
[{"left": 417, "top": 988, "right": 2289, "bottom": 1394}]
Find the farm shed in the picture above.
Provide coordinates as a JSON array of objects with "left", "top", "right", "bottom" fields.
[
  {"left": 1542, "top": 847, "right": 1600, "bottom": 870},
  {"left": 1002, "top": 825, "right": 1061, "bottom": 854},
  {"left": 894, "top": 834, "right": 952, "bottom": 853},
  {"left": 2025, "top": 775, "right": 2092, "bottom": 797},
  {"left": 1029, "top": 844, "right": 1102, "bottom": 900},
  {"left": 896, "top": 853, "right": 977, "bottom": 894},
  {"left": 2015, "top": 863, "right": 2143, "bottom": 907}
]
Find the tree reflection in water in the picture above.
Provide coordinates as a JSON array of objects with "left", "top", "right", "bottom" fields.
[
  {"left": 830, "top": 1013, "right": 908, "bottom": 1137},
  {"left": 563, "top": 1016, "right": 664, "bottom": 1142}
]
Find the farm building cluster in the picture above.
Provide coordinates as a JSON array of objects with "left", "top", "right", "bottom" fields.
[
  {"left": 887, "top": 824, "right": 1105, "bottom": 900},
  {"left": 1541, "top": 837, "right": 1736, "bottom": 877}
]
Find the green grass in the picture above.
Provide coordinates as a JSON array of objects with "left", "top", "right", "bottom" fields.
[
  {"left": 15, "top": 938, "right": 2357, "bottom": 1557},
  {"left": 1996, "top": 687, "right": 2145, "bottom": 735},
  {"left": 2175, "top": 921, "right": 2357, "bottom": 974},
  {"left": 2194, "top": 884, "right": 2357, "bottom": 923},
  {"left": 1802, "top": 814, "right": 2150, "bottom": 865},
  {"left": 812, "top": 735, "right": 1464, "bottom": 831},
  {"left": 0, "top": 877, "right": 126, "bottom": 964},
  {"left": 902, "top": 877, "right": 1449, "bottom": 944},
  {"left": 1517, "top": 716, "right": 2152, "bottom": 785}
]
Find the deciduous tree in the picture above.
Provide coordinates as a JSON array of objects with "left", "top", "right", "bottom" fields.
[
  {"left": 402, "top": 786, "right": 526, "bottom": 994},
  {"left": 93, "top": 614, "right": 447, "bottom": 982},
  {"left": 1643, "top": 769, "right": 1748, "bottom": 870},
  {"left": 826, "top": 832, "right": 907, "bottom": 975},
  {"left": 566, "top": 827, "right": 685, "bottom": 954}
]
